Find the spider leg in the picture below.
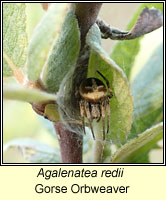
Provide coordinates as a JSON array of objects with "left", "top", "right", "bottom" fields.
[
  {"left": 84, "top": 101, "right": 95, "bottom": 140},
  {"left": 79, "top": 100, "right": 86, "bottom": 135},
  {"left": 97, "top": 70, "right": 113, "bottom": 99},
  {"left": 106, "top": 98, "right": 110, "bottom": 134},
  {"left": 108, "top": 88, "right": 113, "bottom": 99},
  {"left": 97, "top": 71, "right": 109, "bottom": 88},
  {"left": 100, "top": 100, "right": 106, "bottom": 140},
  {"left": 97, "top": 103, "right": 101, "bottom": 122},
  {"left": 96, "top": 115, "right": 101, "bottom": 122}
]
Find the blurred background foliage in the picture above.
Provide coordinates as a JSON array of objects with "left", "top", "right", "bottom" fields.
[{"left": 3, "top": 3, "right": 163, "bottom": 163}]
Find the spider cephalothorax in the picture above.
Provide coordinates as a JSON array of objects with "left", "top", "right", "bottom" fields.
[{"left": 79, "top": 71, "right": 113, "bottom": 140}]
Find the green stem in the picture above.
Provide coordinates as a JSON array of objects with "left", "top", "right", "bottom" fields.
[{"left": 92, "top": 123, "right": 105, "bottom": 163}]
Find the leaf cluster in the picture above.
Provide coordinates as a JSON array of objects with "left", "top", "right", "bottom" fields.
[{"left": 3, "top": 3, "right": 163, "bottom": 163}]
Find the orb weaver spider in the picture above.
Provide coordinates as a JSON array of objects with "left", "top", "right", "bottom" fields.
[{"left": 79, "top": 71, "right": 113, "bottom": 140}]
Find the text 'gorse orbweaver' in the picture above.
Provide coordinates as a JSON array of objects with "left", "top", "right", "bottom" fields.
[{"left": 79, "top": 71, "right": 113, "bottom": 140}]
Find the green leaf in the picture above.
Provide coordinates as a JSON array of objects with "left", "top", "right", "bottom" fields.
[
  {"left": 26, "top": 3, "right": 45, "bottom": 40},
  {"left": 3, "top": 84, "right": 57, "bottom": 102},
  {"left": 4, "top": 138, "right": 60, "bottom": 163},
  {"left": 44, "top": 104, "right": 60, "bottom": 121},
  {"left": 43, "top": 10, "right": 80, "bottom": 93},
  {"left": 86, "top": 24, "right": 133, "bottom": 144},
  {"left": 110, "top": 122, "right": 163, "bottom": 163},
  {"left": 27, "top": 3, "right": 68, "bottom": 82},
  {"left": 3, "top": 59, "right": 13, "bottom": 76},
  {"left": 110, "top": 3, "right": 163, "bottom": 79},
  {"left": 3, "top": 3, "right": 28, "bottom": 76},
  {"left": 130, "top": 42, "right": 163, "bottom": 139}
]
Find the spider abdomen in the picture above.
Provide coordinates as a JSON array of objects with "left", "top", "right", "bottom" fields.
[
  {"left": 79, "top": 72, "right": 112, "bottom": 140},
  {"left": 79, "top": 78, "right": 107, "bottom": 102}
]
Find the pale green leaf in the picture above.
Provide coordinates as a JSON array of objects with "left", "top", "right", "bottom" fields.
[
  {"left": 27, "top": 3, "right": 68, "bottom": 82},
  {"left": 3, "top": 84, "right": 57, "bottom": 102},
  {"left": 86, "top": 24, "right": 133, "bottom": 144},
  {"left": 3, "top": 3, "right": 28, "bottom": 76},
  {"left": 110, "top": 122, "right": 163, "bottom": 163},
  {"left": 130, "top": 27, "right": 163, "bottom": 82},
  {"left": 3, "top": 59, "right": 13, "bottom": 76},
  {"left": 130, "top": 42, "right": 163, "bottom": 139},
  {"left": 110, "top": 3, "right": 163, "bottom": 79},
  {"left": 26, "top": 3, "right": 45, "bottom": 40},
  {"left": 4, "top": 138, "right": 60, "bottom": 163},
  {"left": 44, "top": 104, "right": 60, "bottom": 121},
  {"left": 43, "top": 10, "right": 80, "bottom": 92}
]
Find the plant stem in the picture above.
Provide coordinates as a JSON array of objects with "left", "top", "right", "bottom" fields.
[
  {"left": 92, "top": 123, "right": 105, "bottom": 163},
  {"left": 54, "top": 3, "right": 102, "bottom": 163},
  {"left": 75, "top": 3, "right": 102, "bottom": 48},
  {"left": 54, "top": 123, "right": 83, "bottom": 163}
]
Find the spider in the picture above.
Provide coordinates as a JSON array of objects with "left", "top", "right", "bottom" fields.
[{"left": 79, "top": 71, "right": 113, "bottom": 140}]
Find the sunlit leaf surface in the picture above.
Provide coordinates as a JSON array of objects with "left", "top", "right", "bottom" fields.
[
  {"left": 130, "top": 42, "right": 163, "bottom": 138},
  {"left": 3, "top": 3, "right": 27, "bottom": 76}
]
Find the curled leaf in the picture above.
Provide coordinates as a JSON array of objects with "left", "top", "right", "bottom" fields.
[
  {"left": 98, "top": 7, "right": 163, "bottom": 40},
  {"left": 86, "top": 24, "right": 133, "bottom": 144},
  {"left": 110, "top": 3, "right": 163, "bottom": 79},
  {"left": 126, "top": 7, "right": 163, "bottom": 39}
]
